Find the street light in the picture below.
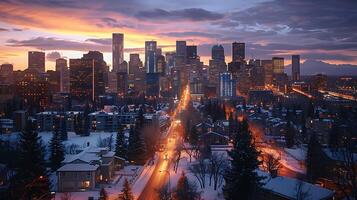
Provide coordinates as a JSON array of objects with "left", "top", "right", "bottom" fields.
[{"left": 159, "top": 169, "right": 171, "bottom": 193}]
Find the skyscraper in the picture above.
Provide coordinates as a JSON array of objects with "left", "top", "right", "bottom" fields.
[
  {"left": 28, "top": 51, "right": 45, "bottom": 73},
  {"left": 145, "top": 41, "right": 157, "bottom": 73},
  {"left": 186, "top": 45, "right": 197, "bottom": 60},
  {"left": 212, "top": 45, "right": 225, "bottom": 62},
  {"left": 262, "top": 60, "right": 273, "bottom": 85},
  {"left": 292, "top": 55, "right": 300, "bottom": 81},
  {"left": 232, "top": 42, "right": 245, "bottom": 62},
  {"left": 0, "top": 64, "right": 13, "bottom": 85},
  {"left": 112, "top": 33, "right": 124, "bottom": 72},
  {"left": 219, "top": 72, "right": 236, "bottom": 98},
  {"left": 176, "top": 41, "right": 187, "bottom": 61},
  {"left": 55, "top": 58, "right": 70, "bottom": 93},
  {"left": 129, "top": 54, "right": 142, "bottom": 75},
  {"left": 70, "top": 51, "right": 106, "bottom": 102},
  {"left": 272, "top": 57, "right": 284, "bottom": 74}
]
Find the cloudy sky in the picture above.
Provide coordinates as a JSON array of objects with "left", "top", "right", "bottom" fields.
[{"left": 0, "top": 0, "right": 356, "bottom": 70}]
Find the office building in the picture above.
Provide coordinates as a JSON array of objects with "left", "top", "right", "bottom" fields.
[
  {"left": 145, "top": 41, "right": 157, "bottom": 73},
  {"left": 232, "top": 42, "right": 245, "bottom": 62},
  {"left": 156, "top": 54, "right": 166, "bottom": 74},
  {"left": 146, "top": 73, "right": 160, "bottom": 97},
  {"left": 186, "top": 45, "right": 197, "bottom": 60},
  {"left": 272, "top": 57, "right": 284, "bottom": 74},
  {"left": 262, "top": 60, "right": 273, "bottom": 85},
  {"left": 0, "top": 64, "right": 13, "bottom": 85},
  {"left": 28, "top": 51, "right": 45, "bottom": 73},
  {"left": 292, "top": 55, "right": 300, "bottom": 81},
  {"left": 129, "top": 54, "right": 142, "bottom": 75},
  {"left": 15, "top": 69, "right": 50, "bottom": 110},
  {"left": 212, "top": 45, "right": 225, "bottom": 62},
  {"left": 55, "top": 58, "right": 70, "bottom": 93},
  {"left": 219, "top": 72, "right": 236, "bottom": 98},
  {"left": 165, "top": 52, "right": 175, "bottom": 75},
  {"left": 112, "top": 33, "right": 124, "bottom": 72},
  {"left": 70, "top": 52, "right": 106, "bottom": 102},
  {"left": 176, "top": 41, "right": 187, "bottom": 65},
  {"left": 117, "top": 72, "right": 128, "bottom": 97}
]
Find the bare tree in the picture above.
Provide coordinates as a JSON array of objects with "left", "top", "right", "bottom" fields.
[
  {"left": 184, "top": 143, "right": 195, "bottom": 163},
  {"left": 173, "top": 142, "right": 183, "bottom": 173},
  {"left": 262, "top": 153, "right": 281, "bottom": 176},
  {"left": 295, "top": 180, "right": 311, "bottom": 200},
  {"left": 189, "top": 157, "right": 207, "bottom": 189},
  {"left": 208, "top": 152, "right": 228, "bottom": 190}
]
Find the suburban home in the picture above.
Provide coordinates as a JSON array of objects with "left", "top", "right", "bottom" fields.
[
  {"left": 199, "top": 130, "right": 229, "bottom": 146},
  {"left": 57, "top": 146, "right": 123, "bottom": 192},
  {"left": 257, "top": 171, "right": 335, "bottom": 200}
]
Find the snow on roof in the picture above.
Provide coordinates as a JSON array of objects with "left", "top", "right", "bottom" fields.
[
  {"left": 63, "top": 146, "right": 103, "bottom": 164},
  {"left": 259, "top": 171, "right": 334, "bottom": 200},
  {"left": 323, "top": 148, "right": 357, "bottom": 162},
  {"left": 201, "top": 131, "right": 229, "bottom": 140},
  {"left": 57, "top": 163, "right": 99, "bottom": 172},
  {"left": 103, "top": 151, "right": 115, "bottom": 157}
]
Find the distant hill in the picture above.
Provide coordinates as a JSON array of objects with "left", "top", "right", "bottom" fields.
[{"left": 285, "top": 59, "right": 357, "bottom": 76}]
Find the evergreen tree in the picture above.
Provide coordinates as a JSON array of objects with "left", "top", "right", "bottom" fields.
[
  {"left": 49, "top": 129, "right": 65, "bottom": 171},
  {"left": 285, "top": 120, "right": 295, "bottom": 148},
  {"left": 306, "top": 134, "right": 324, "bottom": 182},
  {"left": 174, "top": 172, "right": 201, "bottom": 200},
  {"left": 115, "top": 127, "right": 127, "bottom": 159},
  {"left": 60, "top": 115, "right": 68, "bottom": 141},
  {"left": 189, "top": 125, "right": 198, "bottom": 145},
  {"left": 223, "top": 121, "right": 263, "bottom": 200},
  {"left": 127, "top": 125, "right": 146, "bottom": 164},
  {"left": 120, "top": 178, "right": 134, "bottom": 200},
  {"left": 9, "top": 119, "right": 50, "bottom": 199},
  {"left": 82, "top": 103, "right": 90, "bottom": 136}
]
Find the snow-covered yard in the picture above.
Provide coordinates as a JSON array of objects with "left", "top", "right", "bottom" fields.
[{"left": 168, "top": 150, "right": 226, "bottom": 200}]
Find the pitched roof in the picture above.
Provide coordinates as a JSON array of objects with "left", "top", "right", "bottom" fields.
[{"left": 57, "top": 163, "right": 99, "bottom": 172}]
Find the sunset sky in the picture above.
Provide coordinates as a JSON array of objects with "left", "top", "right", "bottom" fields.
[{"left": 0, "top": 0, "right": 356, "bottom": 71}]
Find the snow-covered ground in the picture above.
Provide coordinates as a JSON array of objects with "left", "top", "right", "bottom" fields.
[
  {"left": 167, "top": 150, "right": 225, "bottom": 200},
  {"left": 132, "top": 155, "right": 159, "bottom": 198},
  {"left": 260, "top": 147, "right": 306, "bottom": 174}
]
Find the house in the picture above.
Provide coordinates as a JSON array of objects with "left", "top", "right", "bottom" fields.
[
  {"left": 57, "top": 146, "right": 123, "bottom": 192},
  {"left": 258, "top": 171, "right": 335, "bottom": 200},
  {"left": 199, "top": 131, "right": 229, "bottom": 146}
]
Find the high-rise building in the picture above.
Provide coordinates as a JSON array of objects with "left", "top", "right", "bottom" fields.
[
  {"left": 28, "top": 51, "right": 45, "bottom": 73},
  {"left": 117, "top": 72, "right": 128, "bottom": 97},
  {"left": 219, "top": 72, "right": 236, "bottom": 98},
  {"left": 129, "top": 54, "right": 142, "bottom": 75},
  {"left": 146, "top": 73, "right": 160, "bottom": 97},
  {"left": 165, "top": 52, "right": 175, "bottom": 75},
  {"left": 262, "top": 60, "right": 273, "bottom": 85},
  {"left": 15, "top": 69, "right": 50, "bottom": 110},
  {"left": 212, "top": 45, "right": 225, "bottom": 62},
  {"left": 186, "top": 45, "right": 197, "bottom": 60},
  {"left": 292, "top": 55, "right": 300, "bottom": 81},
  {"left": 145, "top": 41, "right": 157, "bottom": 73},
  {"left": 112, "top": 33, "right": 124, "bottom": 72},
  {"left": 176, "top": 41, "right": 187, "bottom": 64},
  {"left": 70, "top": 52, "right": 106, "bottom": 102},
  {"left": 55, "top": 58, "right": 70, "bottom": 93},
  {"left": 0, "top": 64, "right": 13, "bottom": 85},
  {"left": 272, "top": 57, "right": 284, "bottom": 74},
  {"left": 156, "top": 55, "right": 166, "bottom": 74},
  {"left": 232, "top": 42, "right": 245, "bottom": 62}
]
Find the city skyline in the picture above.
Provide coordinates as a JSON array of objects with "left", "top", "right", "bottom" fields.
[{"left": 0, "top": 0, "right": 356, "bottom": 71}]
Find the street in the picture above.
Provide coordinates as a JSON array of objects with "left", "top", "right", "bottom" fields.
[{"left": 137, "top": 86, "right": 190, "bottom": 200}]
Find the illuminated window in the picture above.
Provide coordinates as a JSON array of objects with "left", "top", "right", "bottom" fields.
[{"left": 82, "top": 181, "right": 90, "bottom": 188}]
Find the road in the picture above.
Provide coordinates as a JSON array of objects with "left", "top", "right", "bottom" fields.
[
  {"left": 137, "top": 86, "right": 190, "bottom": 200},
  {"left": 249, "top": 121, "right": 306, "bottom": 179}
]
